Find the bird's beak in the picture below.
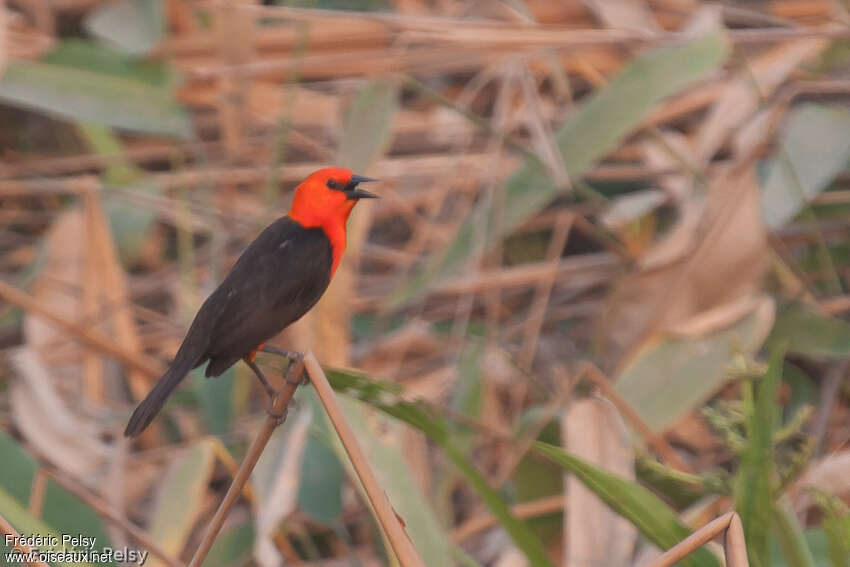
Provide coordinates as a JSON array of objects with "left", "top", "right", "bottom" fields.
[{"left": 346, "top": 174, "right": 380, "bottom": 199}]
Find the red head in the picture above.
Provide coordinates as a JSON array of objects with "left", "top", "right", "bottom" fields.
[{"left": 288, "top": 167, "right": 379, "bottom": 275}]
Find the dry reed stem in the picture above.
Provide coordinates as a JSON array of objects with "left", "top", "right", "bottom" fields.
[
  {"left": 83, "top": 186, "right": 151, "bottom": 401},
  {"left": 188, "top": 360, "right": 303, "bottom": 567},
  {"left": 0, "top": 513, "right": 51, "bottom": 567},
  {"left": 82, "top": 190, "right": 104, "bottom": 403},
  {"left": 0, "top": 279, "right": 162, "bottom": 378},
  {"left": 28, "top": 469, "right": 46, "bottom": 518},
  {"left": 518, "top": 213, "right": 575, "bottom": 369},
  {"left": 581, "top": 362, "right": 694, "bottom": 473},
  {"left": 452, "top": 494, "right": 564, "bottom": 542},
  {"left": 302, "top": 351, "right": 426, "bottom": 567},
  {"left": 195, "top": 3, "right": 848, "bottom": 47},
  {"left": 648, "top": 512, "right": 749, "bottom": 567},
  {"left": 725, "top": 513, "right": 750, "bottom": 567},
  {"left": 38, "top": 467, "right": 184, "bottom": 567}
]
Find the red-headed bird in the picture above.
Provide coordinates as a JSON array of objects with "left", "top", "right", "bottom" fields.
[{"left": 124, "top": 167, "right": 378, "bottom": 437}]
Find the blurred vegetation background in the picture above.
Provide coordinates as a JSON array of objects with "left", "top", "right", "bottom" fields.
[{"left": 2, "top": 0, "right": 850, "bottom": 566}]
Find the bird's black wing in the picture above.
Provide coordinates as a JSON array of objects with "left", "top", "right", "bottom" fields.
[
  {"left": 201, "top": 216, "right": 333, "bottom": 375},
  {"left": 124, "top": 216, "right": 332, "bottom": 437}
]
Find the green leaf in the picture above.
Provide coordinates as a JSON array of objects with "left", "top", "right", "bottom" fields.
[
  {"left": 734, "top": 347, "right": 784, "bottom": 567},
  {"left": 85, "top": 0, "right": 164, "bottom": 56},
  {"left": 42, "top": 481, "right": 112, "bottom": 559},
  {"left": 390, "top": 29, "right": 730, "bottom": 306},
  {"left": 782, "top": 363, "right": 817, "bottom": 424},
  {"left": 762, "top": 104, "right": 850, "bottom": 228},
  {"left": 769, "top": 304, "right": 850, "bottom": 358},
  {"left": 824, "top": 518, "right": 850, "bottom": 567},
  {"left": 452, "top": 339, "right": 484, "bottom": 422},
  {"left": 773, "top": 501, "right": 816, "bottom": 567},
  {"left": 148, "top": 439, "right": 216, "bottom": 564},
  {"left": 0, "top": 430, "right": 37, "bottom": 504},
  {"left": 616, "top": 302, "right": 772, "bottom": 432},
  {"left": 298, "top": 432, "right": 344, "bottom": 525},
  {"left": 511, "top": 451, "right": 563, "bottom": 543},
  {"left": 0, "top": 61, "right": 191, "bottom": 137},
  {"left": 293, "top": 388, "right": 344, "bottom": 526},
  {"left": 816, "top": 491, "right": 850, "bottom": 567},
  {"left": 533, "top": 441, "right": 719, "bottom": 567},
  {"left": 453, "top": 545, "right": 487, "bottom": 567},
  {"left": 201, "top": 522, "right": 254, "bottom": 567},
  {"left": 326, "top": 368, "right": 554, "bottom": 567},
  {"left": 44, "top": 40, "right": 176, "bottom": 86},
  {"left": 0, "top": 487, "right": 92, "bottom": 567},
  {"left": 338, "top": 79, "right": 398, "bottom": 172},
  {"left": 330, "top": 396, "right": 457, "bottom": 567},
  {"left": 0, "top": 431, "right": 112, "bottom": 565},
  {"left": 439, "top": 438, "right": 555, "bottom": 567},
  {"left": 635, "top": 454, "right": 707, "bottom": 509},
  {"left": 771, "top": 530, "right": 832, "bottom": 567},
  {"left": 192, "top": 366, "right": 234, "bottom": 436}
]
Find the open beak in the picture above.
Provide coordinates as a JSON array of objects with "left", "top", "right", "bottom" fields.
[{"left": 346, "top": 174, "right": 380, "bottom": 199}]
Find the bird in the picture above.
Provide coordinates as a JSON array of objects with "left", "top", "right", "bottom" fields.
[{"left": 124, "top": 167, "right": 378, "bottom": 437}]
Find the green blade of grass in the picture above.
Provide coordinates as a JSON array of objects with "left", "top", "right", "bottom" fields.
[
  {"left": 147, "top": 439, "right": 217, "bottom": 567},
  {"left": 38, "top": 40, "right": 182, "bottom": 261},
  {"left": 0, "top": 486, "right": 93, "bottom": 567},
  {"left": 761, "top": 104, "right": 850, "bottom": 229},
  {"left": 297, "top": 424, "right": 344, "bottom": 525},
  {"left": 815, "top": 490, "right": 850, "bottom": 567},
  {"left": 533, "top": 441, "right": 719, "bottom": 567},
  {"left": 772, "top": 500, "right": 816, "bottom": 567},
  {"left": 192, "top": 366, "right": 235, "bottom": 436},
  {"left": 390, "top": 29, "right": 730, "bottom": 307},
  {"left": 326, "top": 368, "right": 554, "bottom": 567},
  {"left": 0, "top": 431, "right": 113, "bottom": 565},
  {"left": 768, "top": 304, "right": 850, "bottom": 359},
  {"left": 201, "top": 522, "right": 254, "bottom": 567},
  {"left": 734, "top": 346, "right": 785, "bottom": 567},
  {"left": 0, "top": 60, "right": 190, "bottom": 137},
  {"left": 330, "top": 395, "right": 457, "bottom": 566}
]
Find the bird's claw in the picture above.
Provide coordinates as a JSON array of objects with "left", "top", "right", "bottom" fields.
[
  {"left": 260, "top": 345, "right": 303, "bottom": 363},
  {"left": 285, "top": 365, "right": 309, "bottom": 386},
  {"left": 283, "top": 356, "right": 308, "bottom": 387},
  {"left": 267, "top": 404, "right": 288, "bottom": 427},
  {"left": 256, "top": 346, "right": 307, "bottom": 386}
]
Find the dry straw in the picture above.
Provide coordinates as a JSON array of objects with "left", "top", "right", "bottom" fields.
[
  {"left": 648, "top": 512, "right": 749, "bottom": 567},
  {"left": 187, "top": 351, "right": 424, "bottom": 567},
  {"left": 0, "top": 513, "right": 50, "bottom": 567}
]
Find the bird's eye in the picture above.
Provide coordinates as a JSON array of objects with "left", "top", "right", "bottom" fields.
[{"left": 326, "top": 179, "right": 338, "bottom": 189}]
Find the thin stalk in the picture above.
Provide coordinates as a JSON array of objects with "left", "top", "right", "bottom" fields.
[
  {"left": 302, "top": 352, "right": 425, "bottom": 567},
  {"left": 187, "top": 360, "right": 304, "bottom": 567},
  {"left": 648, "top": 512, "right": 744, "bottom": 567},
  {"left": 0, "top": 513, "right": 51, "bottom": 567}
]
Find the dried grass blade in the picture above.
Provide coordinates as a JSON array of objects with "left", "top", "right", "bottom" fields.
[{"left": 302, "top": 352, "right": 425, "bottom": 567}]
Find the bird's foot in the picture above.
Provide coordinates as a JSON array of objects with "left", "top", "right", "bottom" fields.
[
  {"left": 284, "top": 356, "right": 309, "bottom": 387},
  {"left": 260, "top": 345, "right": 303, "bottom": 363},
  {"left": 261, "top": 346, "right": 309, "bottom": 386},
  {"left": 267, "top": 403, "right": 288, "bottom": 427}
]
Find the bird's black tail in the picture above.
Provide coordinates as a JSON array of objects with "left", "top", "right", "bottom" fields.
[{"left": 124, "top": 322, "right": 209, "bottom": 437}]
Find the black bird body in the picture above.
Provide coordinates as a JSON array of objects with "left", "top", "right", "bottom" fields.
[{"left": 124, "top": 217, "right": 333, "bottom": 436}]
